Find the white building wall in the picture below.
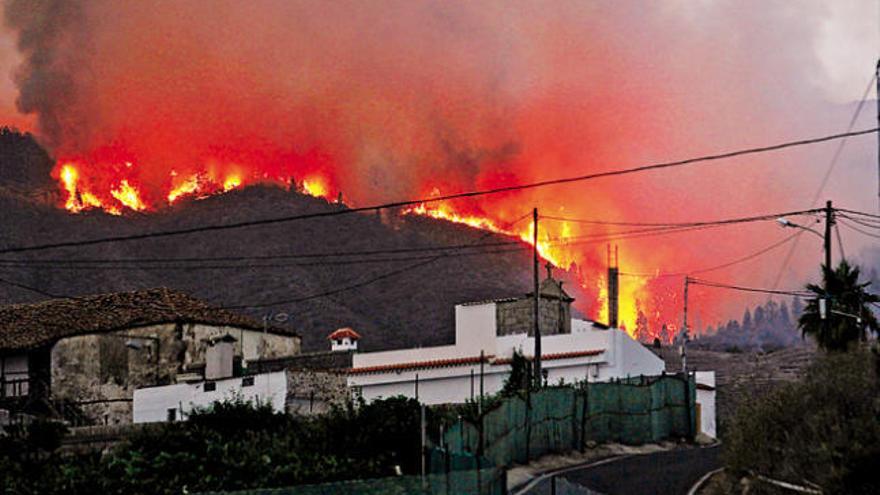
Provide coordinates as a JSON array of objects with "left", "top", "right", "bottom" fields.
[
  {"left": 454, "top": 303, "right": 498, "bottom": 354},
  {"left": 695, "top": 371, "right": 717, "bottom": 439},
  {"left": 132, "top": 371, "right": 287, "bottom": 423},
  {"left": 349, "top": 303, "right": 669, "bottom": 406},
  {"left": 614, "top": 329, "right": 666, "bottom": 378}
]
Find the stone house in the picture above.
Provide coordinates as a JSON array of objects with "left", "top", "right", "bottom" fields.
[
  {"left": 0, "top": 288, "right": 300, "bottom": 424},
  {"left": 134, "top": 329, "right": 356, "bottom": 422}
]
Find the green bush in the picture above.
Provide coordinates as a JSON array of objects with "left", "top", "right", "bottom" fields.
[
  {"left": 0, "top": 396, "right": 435, "bottom": 495},
  {"left": 724, "top": 348, "right": 880, "bottom": 494}
]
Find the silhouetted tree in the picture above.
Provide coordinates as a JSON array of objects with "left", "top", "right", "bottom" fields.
[{"left": 799, "top": 261, "right": 880, "bottom": 352}]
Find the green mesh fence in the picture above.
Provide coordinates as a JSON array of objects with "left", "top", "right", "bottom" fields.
[
  {"left": 442, "top": 374, "right": 696, "bottom": 468},
  {"left": 196, "top": 452, "right": 506, "bottom": 495}
]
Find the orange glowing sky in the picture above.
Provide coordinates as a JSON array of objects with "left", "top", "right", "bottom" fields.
[{"left": 0, "top": 1, "right": 878, "bottom": 337}]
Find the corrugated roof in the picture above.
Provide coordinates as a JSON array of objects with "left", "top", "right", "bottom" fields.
[{"left": 0, "top": 288, "right": 296, "bottom": 351}]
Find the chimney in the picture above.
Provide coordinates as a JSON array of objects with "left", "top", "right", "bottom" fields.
[
  {"left": 607, "top": 245, "right": 619, "bottom": 328},
  {"left": 328, "top": 328, "right": 361, "bottom": 352},
  {"left": 205, "top": 334, "right": 237, "bottom": 380}
]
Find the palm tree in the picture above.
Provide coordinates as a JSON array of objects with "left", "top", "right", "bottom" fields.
[{"left": 799, "top": 261, "right": 879, "bottom": 351}]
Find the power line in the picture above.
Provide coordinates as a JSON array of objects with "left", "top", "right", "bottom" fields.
[
  {"left": 540, "top": 209, "right": 820, "bottom": 229},
  {"left": 0, "top": 275, "right": 66, "bottom": 299},
  {"left": 218, "top": 211, "right": 534, "bottom": 310},
  {"left": 0, "top": 246, "right": 530, "bottom": 272},
  {"left": 0, "top": 239, "right": 523, "bottom": 265},
  {"left": 0, "top": 208, "right": 821, "bottom": 268},
  {"left": 688, "top": 277, "right": 810, "bottom": 297},
  {"left": 620, "top": 231, "right": 801, "bottom": 278},
  {"left": 771, "top": 72, "right": 878, "bottom": 289},
  {"left": 834, "top": 223, "right": 847, "bottom": 261},
  {"left": 0, "top": 128, "right": 875, "bottom": 256},
  {"left": 837, "top": 207, "right": 880, "bottom": 220},
  {"left": 838, "top": 219, "right": 880, "bottom": 240}
]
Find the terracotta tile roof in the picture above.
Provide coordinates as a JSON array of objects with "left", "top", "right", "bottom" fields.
[
  {"left": 348, "top": 348, "right": 605, "bottom": 375},
  {"left": 349, "top": 355, "right": 493, "bottom": 375},
  {"left": 0, "top": 288, "right": 296, "bottom": 351},
  {"left": 328, "top": 327, "right": 361, "bottom": 341},
  {"left": 493, "top": 349, "right": 604, "bottom": 365}
]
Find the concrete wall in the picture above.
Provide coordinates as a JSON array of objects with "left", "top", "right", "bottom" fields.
[
  {"left": 132, "top": 371, "right": 287, "bottom": 423},
  {"left": 51, "top": 323, "right": 299, "bottom": 425},
  {"left": 695, "top": 371, "right": 717, "bottom": 439}
]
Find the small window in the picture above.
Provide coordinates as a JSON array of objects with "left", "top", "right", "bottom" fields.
[
  {"left": 204, "top": 381, "right": 217, "bottom": 392},
  {"left": 167, "top": 408, "right": 177, "bottom": 422},
  {"left": 242, "top": 376, "right": 255, "bottom": 387}
]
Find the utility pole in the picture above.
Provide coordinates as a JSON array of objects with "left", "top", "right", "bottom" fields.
[
  {"left": 533, "top": 207, "right": 542, "bottom": 388},
  {"left": 876, "top": 59, "right": 880, "bottom": 212},
  {"left": 824, "top": 200, "right": 834, "bottom": 337},
  {"left": 681, "top": 277, "right": 689, "bottom": 374}
]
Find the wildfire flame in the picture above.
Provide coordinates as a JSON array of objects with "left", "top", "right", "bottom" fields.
[
  {"left": 56, "top": 160, "right": 335, "bottom": 214},
  {"left": 54, "top": 163, "right": 683, "bottom": 343},
  {"left": 403, "top": 197, "right": 685, "bottom": 342}
]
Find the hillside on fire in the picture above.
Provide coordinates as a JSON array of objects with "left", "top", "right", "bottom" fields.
[{"left": 0, "top": 130, "right": 601, "bottom": 352}]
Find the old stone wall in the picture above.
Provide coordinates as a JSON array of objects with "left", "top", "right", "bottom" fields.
[
  {"left": 285, "top": 370, "right": 349, "bottom": 415},
  {"left": 51, "top": 324, "right": 300, "bottom": 425},
  {"left": 496, "top": 297, "right": 571, "bottom": 337}
]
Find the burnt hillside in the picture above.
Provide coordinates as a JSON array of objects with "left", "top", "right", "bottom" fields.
[{"left": 0, "top": 132, "right": 591, "bottom": 352}]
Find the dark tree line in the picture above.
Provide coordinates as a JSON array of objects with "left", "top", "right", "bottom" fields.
[{"left": 692, "top": 298, "right": 803, "bottom": 353}]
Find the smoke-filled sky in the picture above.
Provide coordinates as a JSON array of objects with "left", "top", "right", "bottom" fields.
[{"left": 0, "top": 0, "right": 877, "bottom": 329}]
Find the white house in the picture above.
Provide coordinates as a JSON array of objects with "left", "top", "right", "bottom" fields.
[
  {"left": 695, "top": 371, "right": 717, "bottom": 439},
  {"left": 347, "top": 271, "right": 666, "bottom": 405},
  {"left": 133, "top": 370, "right": 288, "bottom": 423}
]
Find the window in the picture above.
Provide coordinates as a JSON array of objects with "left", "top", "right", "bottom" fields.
[
  {"left": 242, "top": 376, "right": 255, "bottom": 387},
  {"left": 204, "top": 381, "right": 216, "bottom": 392},
  {"left": 167, "top": 408, "right": 177, "bottom": 422}
]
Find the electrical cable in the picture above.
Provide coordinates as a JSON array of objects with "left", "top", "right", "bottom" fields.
[
  {"left": 838, "top": 219, "right": 880, "bottom": 239},
  {"left": 218, "top": 211, "right": 533, "bottom": 310},
  {"left": 619, "top": 231, "right": 801, "bottom": 278},
  {"left": 771, "top": 72, "right": 878, "bottom": 289},
  {"left": 687, "top": 277, "right": 810, "bottom": 297},
  {"left": 0, "top": 128, "right": 875, "bottom": 256}
]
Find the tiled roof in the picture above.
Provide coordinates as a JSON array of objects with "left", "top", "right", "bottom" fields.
[
  {"left": 348, "top": 348, "right": 605, "bottom": 375},
  {"left": 493, "top": 349, "right": 604, "bottom": 365},
  {"left": 0, "top": 288, "right": 295, "bottom": 351},
  {"left": 349, "top": 355, "right": 493, "bottom": 375},
  {"left": 328, "top": 327, "right": 361, "bottom": 341}
]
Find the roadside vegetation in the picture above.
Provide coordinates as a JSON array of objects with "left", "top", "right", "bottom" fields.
[
  {"left": 0, "top": 396, "right": 434, "bottom": 495},
  {"left": 717, "top": 261, "right": 880, "bottom": 494}
]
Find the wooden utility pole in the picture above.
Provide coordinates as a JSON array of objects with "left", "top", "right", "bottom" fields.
[
  {"left": 532, "top": 208, "right": 542, "bottom": 388},
  {"left": 823, "top": 200, "right": 834, "bottom": 337},
  {"left": 682, "top": 277, "right": 689, "bottom": 373}
]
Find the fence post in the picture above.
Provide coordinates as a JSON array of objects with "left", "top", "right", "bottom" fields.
[
  {"left": 524, "top": 385, "right": 532, "bottom": 462},
  {"left": 683, "top": 372, "right": 694, "bottom": 441},
  {"left": 580, "top": 383, "right": 588, "bottom": 452}
]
